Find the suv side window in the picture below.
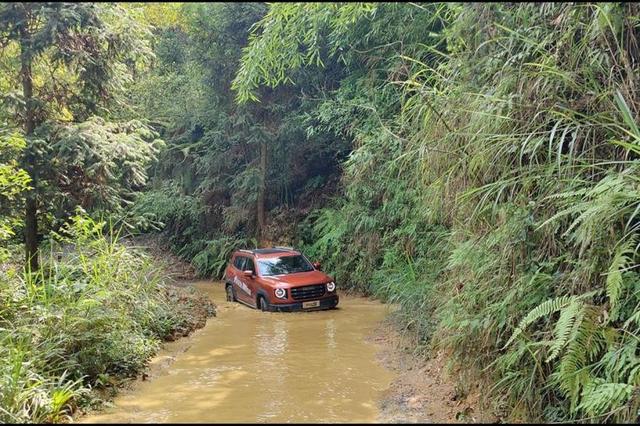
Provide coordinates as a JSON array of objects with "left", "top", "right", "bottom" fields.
[
  {"left": 233, "top": 255, "right": 246, "bottom": 271},
  {"left": 245, "top": 258, "right": 256, "bottom": 273}
]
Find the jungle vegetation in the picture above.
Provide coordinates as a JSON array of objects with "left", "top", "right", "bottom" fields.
[{"left": 1, "top": 2, "right": 640, "bottom": 423}]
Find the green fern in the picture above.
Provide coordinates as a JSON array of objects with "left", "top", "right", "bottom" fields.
[
  {"left": 606, "top": 238, "right": 636, "bottom": 316},
  {"left": 505, "top": 295, "right": 574, "bottom": 348},
  {"left": 624, "top": 308, "right": 640, "bottom": 329},
  {"left": 577, "top": 380, "right": 634, "bottom": 418},
  {"left": 506, "top": 290, "right": 600, "bottom": 349},
  {"left": 551, "top": 307, "right": 604, "bottom": 410},
  {"left": 629, "top": 361, "right": 640, "bottom": 386},
  {"left": 546, "top": 299, "right": 584, "bottom": 363}
]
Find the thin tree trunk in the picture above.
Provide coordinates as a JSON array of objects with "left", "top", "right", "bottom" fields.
[
  {"left": 20, "top": 24, "right": 38, "bottom": 272},
  {"left": 257, "top": 140, "right": 267, "bottom": 245}
]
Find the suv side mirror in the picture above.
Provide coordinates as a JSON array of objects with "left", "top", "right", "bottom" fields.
[
  {"left": 312, "top": 262, "right": 321, "bottom": 269},
  {"left": 243, "top": 270, "right": 254, "bottom": 277}
]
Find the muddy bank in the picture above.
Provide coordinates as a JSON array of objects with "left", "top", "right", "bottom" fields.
[
  {"left": 123, "top": 234, "right": 216, "bottom": 339},
  {"left": 372, "top": 319, "right": 496, "bottom": 423},
  {"left": 161, "top": 284, "right": 216, "bottom": 341},
  {"left": 124, "top": 234, "right": 199, "bottom": 281}
]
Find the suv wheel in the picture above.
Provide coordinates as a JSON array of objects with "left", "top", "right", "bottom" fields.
[
  {"left": 226, "top": 284, "right": 236, "bottom": 302},
  {"left": 258, "top": 296, "right": 270, "bottom": 312}
]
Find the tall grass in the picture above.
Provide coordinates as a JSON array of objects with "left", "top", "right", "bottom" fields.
[{"left": 0, "top": 214, "right": 199, "bottom": 423}]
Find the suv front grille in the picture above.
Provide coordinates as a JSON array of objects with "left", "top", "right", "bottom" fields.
[{"left": 290, "top": 284, "right": 326, "bottom": 301}]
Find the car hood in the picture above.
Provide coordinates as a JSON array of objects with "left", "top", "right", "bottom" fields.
[{"left": 260, "top": 270, "right": 333, "bottom": 287}]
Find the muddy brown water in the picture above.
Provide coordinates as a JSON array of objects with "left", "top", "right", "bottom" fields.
[{"left": 80, "top": 281, "right": 395, "bottom": 423}]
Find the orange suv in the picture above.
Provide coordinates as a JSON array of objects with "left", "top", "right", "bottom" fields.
[{"left": 223, "top": 247, "right": 339, "bottom": 312}]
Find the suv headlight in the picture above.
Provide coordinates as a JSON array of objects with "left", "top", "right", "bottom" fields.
[
  {"left": 326, "top": 281, "right": 336, "bottom": 292},
  {"left": 274, "top": 288, "right": 287, "bottom": 299}
]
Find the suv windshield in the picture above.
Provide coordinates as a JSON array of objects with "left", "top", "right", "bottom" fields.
[{"left": 257, "top": 255, "right": 314, "bottom": 276}]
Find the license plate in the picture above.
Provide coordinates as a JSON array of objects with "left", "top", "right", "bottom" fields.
[{"left": 302, "top": 300, "right": 320, "bottom": 309}]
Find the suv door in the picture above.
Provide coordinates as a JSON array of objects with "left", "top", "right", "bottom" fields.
[
  {"left": 231, "top": 255, "right": 249, "bottom": 303},
  {"left": 225, "top": 254, "right": 240, "bottom": 284},
  {"left": 242, "top": 257, "right": 259, "bottom": 306},
  {"left": 233, "top": 255, "right": 255, "bottom": 305}
]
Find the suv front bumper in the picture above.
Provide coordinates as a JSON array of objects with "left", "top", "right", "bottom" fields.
[{"left": 270, "top": 294, "right": 339, "bottom": 312}]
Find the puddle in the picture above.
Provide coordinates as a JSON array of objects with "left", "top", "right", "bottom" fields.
[{"left": 80, "top": 281, "right": 395, "bottom": 423}]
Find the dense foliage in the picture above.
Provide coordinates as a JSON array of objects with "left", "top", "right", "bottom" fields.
[
  {"left": 128, "top": 2, "right": 349, "bottom": 276},
  {"left": 0, "top": 2, "right": 157, "bottom": 269},
  {"left": 0, "top": 131, "right": 30, "bottom": 260},
  {"left": 234, "top": 2, "right": 640, "bottom": 422},
  {"left": 0, "top": 3, "right": 208, "bottom": 422},
  {"left": 3, "top": 2, "right": 640, "bottom": 423}
]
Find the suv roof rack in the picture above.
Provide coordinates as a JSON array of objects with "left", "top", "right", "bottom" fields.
[
  {"left": 250, "top": 247, "right": 298, "bottom": 255},
  {"left": 237, "top": 247, "right": 298, "bottom": 256}
]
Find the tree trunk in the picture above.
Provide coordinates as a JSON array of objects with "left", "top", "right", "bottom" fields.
[
  {"left": 256, "top": 140, "right": 267, "bottom": 245},
  {"left": 25, "top": 196, "right": 38, "bottom": 271},
  {"left": 20, "top": 24, "right": 39, "bottom": 272}
]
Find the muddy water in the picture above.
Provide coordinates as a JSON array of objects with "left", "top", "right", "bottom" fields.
[{"left": 81, "top": 281, "right": 395, "bottom": 423}]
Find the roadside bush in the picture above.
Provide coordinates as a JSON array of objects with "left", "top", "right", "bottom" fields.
[
  {"left": 0, "top": 214, "right": 198, "bottom": 423},
  {"left": 129, "top": 185, "right": 256, "bottom": 280},
  {"left": 190, "top": 235, "right": 257, "bottom": 279}
]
